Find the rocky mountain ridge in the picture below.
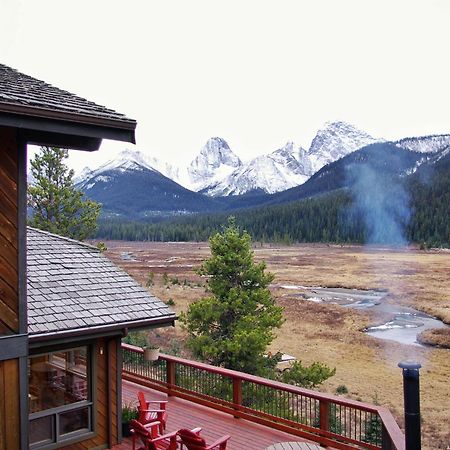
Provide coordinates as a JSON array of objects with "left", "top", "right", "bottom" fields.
[{"left": 74, "top": 122, "right": 450, "bottom": 200}]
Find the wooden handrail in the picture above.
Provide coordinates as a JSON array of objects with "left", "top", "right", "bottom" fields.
[
  {"left": 122, "top": 344, "right": 381, "bottom": 412},
  {"left": 122, "top": 343, "right": 405, "bottom": 450}
]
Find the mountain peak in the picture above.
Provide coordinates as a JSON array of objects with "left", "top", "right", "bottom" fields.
[
  {"left": 188, "top": 137, "right": 242, "bottom": 189},
  {"left": 308, "top": 121, "right": 383, "bottom": 171},
  {"left": 98, "top": 148, "right": 161, "bottom": 174},
  {"left": 318, "top": 120, "right": 375, "bottom": 138},
  {"left": 278, "top": 141, "right": 296, "bottom": 153},
  {"left": 203, "top": 137, "right": 231, "bottom": 151}
]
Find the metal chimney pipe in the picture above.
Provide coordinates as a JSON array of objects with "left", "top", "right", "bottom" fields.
[{"left": 398, "top": 360, "right": 422, "bottom": 450}]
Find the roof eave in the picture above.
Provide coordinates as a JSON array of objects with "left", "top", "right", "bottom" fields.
[
  {"left": 29, "top": 315, "right": 177, "bottom": 345},
  {"left": 0, "top": 109, "right": 136, "bottom": 150},
  {"left": 0, "top": 101, "right": 136, "bottom": 131}
]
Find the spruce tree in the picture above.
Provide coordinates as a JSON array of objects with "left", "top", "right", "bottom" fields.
[
  {"left": 28, "top": 146, "right": 100, "bottom": 241},
  {"left": 181, "top": 218, "right": 284, "bottom": 376}
]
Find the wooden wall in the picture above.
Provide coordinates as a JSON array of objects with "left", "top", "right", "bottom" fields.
[
  {"left": 0, "top": 126, "right": 19, "bottom": 335},
  {"left": 0, "top": 126, "right": 20, "bottom": 450},
  {"left": 0, "top": 127, "right": 121, "bottom": 449},
  {"left": 0, "top": 359, "right": 20, "bottom": 450},
  {"left": 60, "top": 337, "right": 119, "bottom": 450}
]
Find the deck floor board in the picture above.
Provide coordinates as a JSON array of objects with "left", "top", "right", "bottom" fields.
[{"left": 114, "top": 380, "right": 321, "bottom": 450}]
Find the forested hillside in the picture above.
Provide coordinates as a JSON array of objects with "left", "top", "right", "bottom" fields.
[
  {"left": 96, "top": 159, "right": 450, "bottom": 247},
  {"left": 94, "top": 141, "right": 449, "bottom": 246}
]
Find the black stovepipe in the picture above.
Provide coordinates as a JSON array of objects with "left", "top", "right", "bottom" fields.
[{"left": 398, "top": 360, "right": 421, "bottom": 450}]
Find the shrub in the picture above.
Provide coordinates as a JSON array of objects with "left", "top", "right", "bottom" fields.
[
  {"left": 281, "top": 360, "right": 336, "bottom": 389},
  {"left": 336, "top": 384, "right": 349, "bottom": 394}
]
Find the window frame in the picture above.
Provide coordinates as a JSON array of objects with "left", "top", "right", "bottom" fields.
[{"left": 28, "top": 343, "right": 97, "bottom": 450}]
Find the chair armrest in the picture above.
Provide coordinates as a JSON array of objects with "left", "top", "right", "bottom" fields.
[
  {"left": 206, "top": 435, "right": 231, "bottom": 449},
  {"left": 142, "top": 421, "right": 161, "bottom": 430},
  {"left": 146, "top": 400, "right": 168, "bottom": 404},
  {"left": 141, "top": 408, "right": 166, "bottom": 413},
  {"left": 191, "top": 427, "right": 202, "bottom": 434},
  {"left": 151, "top": 430, "right": 177, "bottom": 443}
]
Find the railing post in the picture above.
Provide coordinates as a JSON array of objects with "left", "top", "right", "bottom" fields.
[
  {"left": 166, "top": 359, "right": 176, "bottom": 397},
  {"left": 319, "top": 399, "right": 329, "bottom": 432},
  {"left": 122, "top": 344, "right": 405, "bottom": 449},
  {"left": 381, "top": 423, "right": 393, "bottom": 450},
  {"left": 232, "top": 377, "right": 242, "bottom": 419}
]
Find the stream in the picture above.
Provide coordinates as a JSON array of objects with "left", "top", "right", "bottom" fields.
[{"left": 284, "top": 286, "right": 448, "bottom": 346}]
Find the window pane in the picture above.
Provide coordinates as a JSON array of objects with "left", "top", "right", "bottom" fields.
[
  {"left": 29, "top": 415, "right": 54, "bottom": 445},
  {"left": 29, "top": 347, "right": 89, "bottom": 413},
  {"left": 59, "top": 407, "right": 90, "bottom": 436}
]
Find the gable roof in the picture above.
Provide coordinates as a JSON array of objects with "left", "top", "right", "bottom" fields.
[
  {"left": 0, "top": 63, "right": 136, "bottom": 147},
  {"left": 27, "top": 227, "right": 176, "bottom": 341}
]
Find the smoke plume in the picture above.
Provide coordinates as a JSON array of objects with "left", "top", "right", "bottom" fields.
[{"left": 349, "top": 164, "right": 411, "bottom": 245}]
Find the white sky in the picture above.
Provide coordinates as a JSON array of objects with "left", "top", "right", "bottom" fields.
[{"left": 2, "top": 0, "right": 450, "bottom": 173}]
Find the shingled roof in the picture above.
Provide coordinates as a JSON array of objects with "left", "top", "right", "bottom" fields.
[
  {"left": 0, "top": 63, "right": 136, "bottom": 146},
  {"left": 0, "top": 64, "right": 135, "bottom": 127},
  {"left": 27, "top": 227, "right": 176, "bottom": 340}
]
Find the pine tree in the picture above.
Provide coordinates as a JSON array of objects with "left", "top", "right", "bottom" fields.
[
  {"left": 28, "top": 146, "right": 101, "bottom": 240},
  {"left": 181, "top": 218, "right": 284, "bottom": 376}
]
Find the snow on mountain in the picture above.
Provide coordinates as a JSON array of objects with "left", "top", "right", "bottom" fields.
[
  {"left": 395, "top": 134, "right": 450, "bottom": 153},
  {"left": 74, "top": 166, "right": 94, "bottom": 184},
  {"left": 204, "top": 142, "right": 311, "bottom": 196},
  {"left": 185, "top": 137, "right": 242, "bottom": 191},
  {"left": 202, "top": 122, "right": 383, "bottom": 196},
  {"left": 75, "top": 149, "right": 174, "bottom": 186},
  {"left": 307, "top": 121, "right": 383, "bottom": 172},
  {"left": 72, "top": 124, "right": 450, "bottom": 201}
]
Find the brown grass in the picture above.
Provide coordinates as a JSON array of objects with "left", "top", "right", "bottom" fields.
[
  {"left": 418, "top": 329, "right": 450, "bottom": 349},
  {"left": 100, "top": 241, "right": 450, "bottom": 450}
]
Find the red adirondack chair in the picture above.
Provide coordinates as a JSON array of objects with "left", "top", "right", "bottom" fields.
[
  {"left": 137, "top": 391, "right": 168, "bottom": 434},
  {"left": 129, "top": 419, "right": 177, "bottom": 450},
  {"left": 177, "top": 428, "right": 231, "bottom": 450}
]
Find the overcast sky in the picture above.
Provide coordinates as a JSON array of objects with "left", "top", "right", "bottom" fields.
[{"left": 3, "top": 0, "right": 449, "bottom": 173}]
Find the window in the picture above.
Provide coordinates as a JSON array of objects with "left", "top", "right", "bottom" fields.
[{"left": 28, "top": 346, "right": 93, "bottom": 448}]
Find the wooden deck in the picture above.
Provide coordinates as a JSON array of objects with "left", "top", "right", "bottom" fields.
[{"left": 113, "top": 380, "right": 320, "bottom": 450}]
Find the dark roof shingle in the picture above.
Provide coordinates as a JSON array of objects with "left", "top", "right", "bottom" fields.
[
  {"left": 27, "top": 227, "right": 176, "bottom": 339},
  {"left": 0, "top": 64, "right": 136, "bottom": 129}
]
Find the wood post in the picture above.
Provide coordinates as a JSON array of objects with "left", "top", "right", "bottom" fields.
[
  {"left": 232, "top": 378, "right": 242, "bottom": 418},
  {"left": 319, "top": 399, "right": 329, "bottom": 432},
  {"left": 166, "top": 360, "right": 176, "bottom": 397}
]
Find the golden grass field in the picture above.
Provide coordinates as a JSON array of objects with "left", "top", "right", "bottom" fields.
[{"left": 102, "top": 241, "right": 450, "bottom": 449}]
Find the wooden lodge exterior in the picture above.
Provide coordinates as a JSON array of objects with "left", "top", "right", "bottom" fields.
[
  {"left": 26, "top": 228, "right": 176, "bottom": 449},
  {"left": 0, "top": 63, "right": 176, "bottom": 450}
]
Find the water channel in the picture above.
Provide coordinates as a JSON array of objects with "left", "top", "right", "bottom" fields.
[{"left": 282, "top": 286, "right": 448, "bottom": 346}]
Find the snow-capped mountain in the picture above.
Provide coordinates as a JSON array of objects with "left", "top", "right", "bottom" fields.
[
  {"left": 203, "top": 142, "right": 312, "bottom": 196},
  {"left": 308, "top": 121, "right": 383, "bottom": 171},
  {"left": 184, "top": 137, "right": 242, "bottom": 191},
  {"left": 75, "top": 149, "right": 222, "bottom": 218},
  {"left": 71, "top": 123, "right": 450, "bottom": 204},
  {"left": 395, "top": 134, "right": 450, "bottom": 153},
  {"left": 198, "top": 122, "right": 382, "bottom": 196},
  {"left": 75, "top": 149, "right": 174, "bottom": 186}
]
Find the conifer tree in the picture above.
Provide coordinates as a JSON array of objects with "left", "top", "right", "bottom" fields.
[
  {"left": 181, "top": 218, "right": 284, "bottom": 376},
  {"left": 28, "top": 146, "right": 100, "bottom": 241}
]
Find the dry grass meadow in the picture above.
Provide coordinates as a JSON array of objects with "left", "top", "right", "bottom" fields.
[{"left": 102, "top": 241, "right": 450, "bottom": 449}]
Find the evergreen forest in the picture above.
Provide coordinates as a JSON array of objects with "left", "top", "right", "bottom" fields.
[{"left": 95, "top": 163, "right": 450, "bottom": 247}]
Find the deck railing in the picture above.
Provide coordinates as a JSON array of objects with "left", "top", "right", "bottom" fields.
[{"left": 122, "top": 344, "right": 404, "bottom": 450}]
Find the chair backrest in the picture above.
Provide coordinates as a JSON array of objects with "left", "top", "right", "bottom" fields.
[
  {"left": 177, "top": 429, "right": 206, "bottom": 450},
  {"left": 138, "top": 391, "right": 147, "bottom": 410},
  {"left": 137, "top": 391, "right": 151, "bottom": 423}
]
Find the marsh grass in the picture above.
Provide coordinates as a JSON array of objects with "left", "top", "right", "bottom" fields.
[{"left": 102, "top": 241, "right": 450, "bottom": 449}]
